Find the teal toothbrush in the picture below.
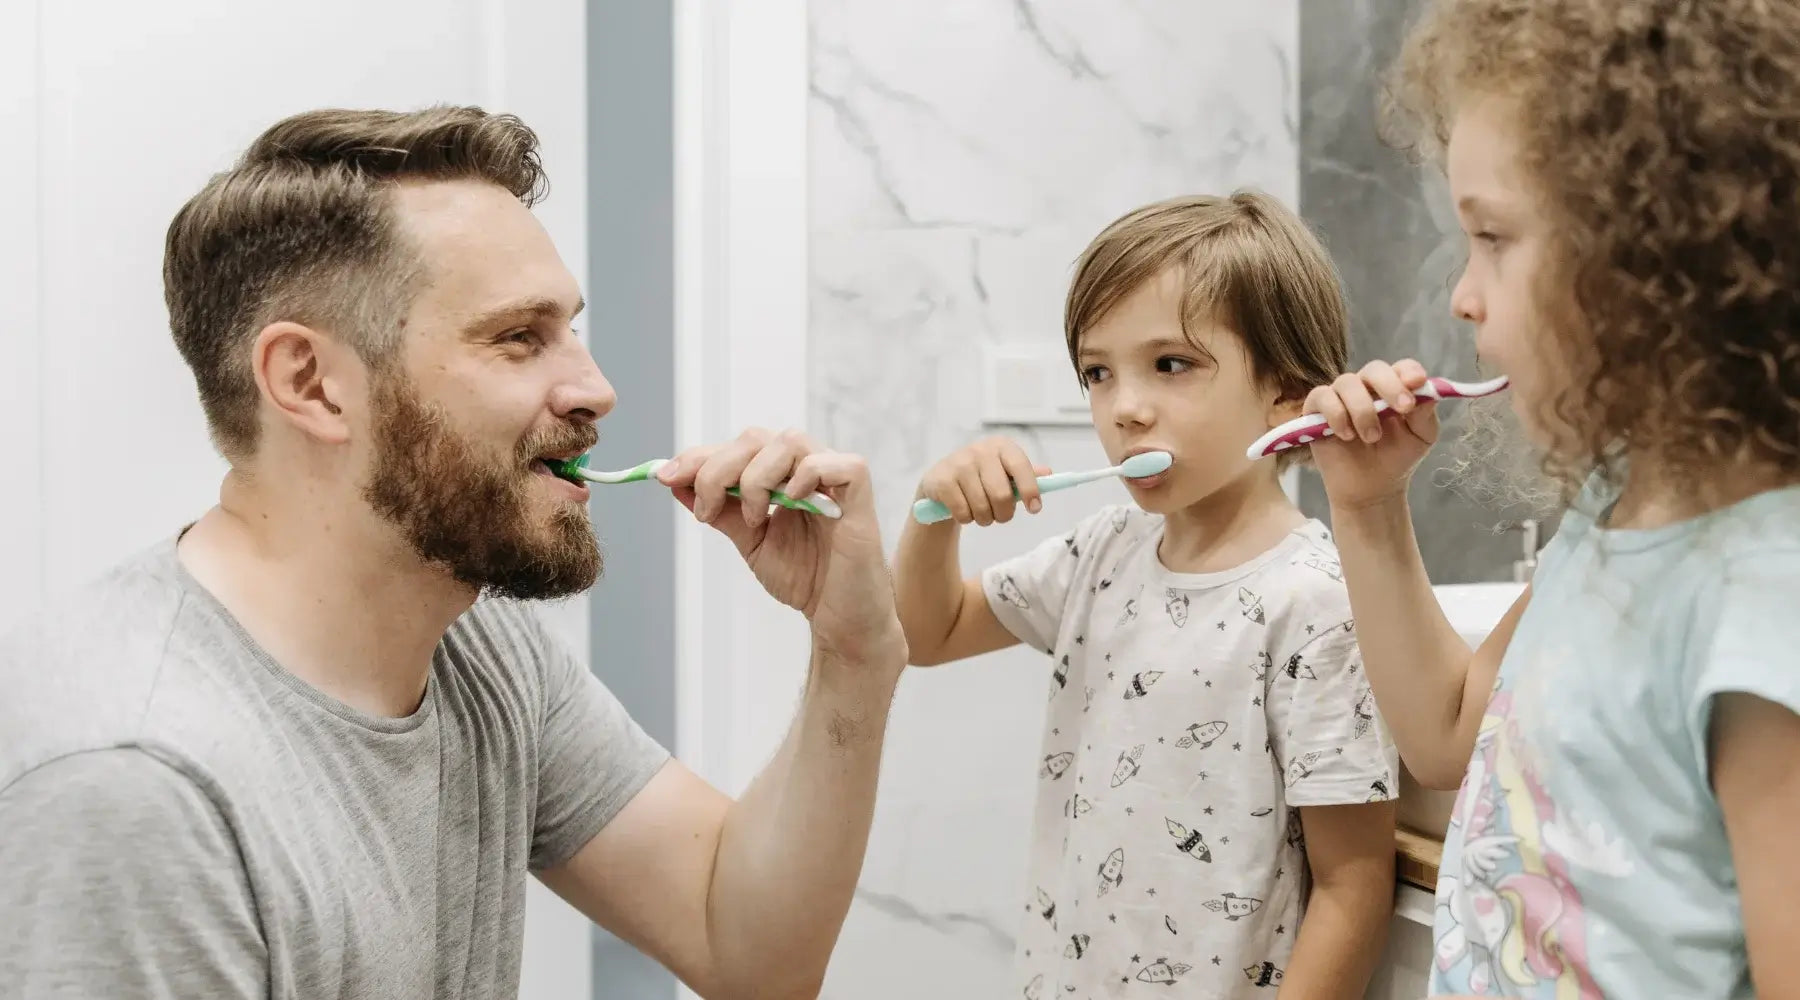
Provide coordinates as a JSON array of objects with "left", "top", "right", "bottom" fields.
[
  {"left": 547, "top": 456, "right": 843, "bottom": 519},
  {"left": 910, "top": 451, "right": 1173, "bottom": 525}
]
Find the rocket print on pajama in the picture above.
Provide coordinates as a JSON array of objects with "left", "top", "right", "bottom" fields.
[{"left": 982, "top": 506, "right": 1398, "bottom": 999}]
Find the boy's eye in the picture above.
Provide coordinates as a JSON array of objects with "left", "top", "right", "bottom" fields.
[
  {"left": 1156, "top": 357, "right": 1194, "bottom": 374},
  {"left": 1081, "top": 365, "right": 1110, "bottom": 384}
]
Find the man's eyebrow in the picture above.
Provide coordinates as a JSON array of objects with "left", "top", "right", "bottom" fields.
[{"left": 463, "top": 296, "right": 585, "bottom": 332}]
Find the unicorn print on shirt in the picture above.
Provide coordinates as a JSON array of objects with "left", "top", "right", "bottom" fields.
[{"left": 1434, "top": 680, "right": 1609, "bottom": 998}]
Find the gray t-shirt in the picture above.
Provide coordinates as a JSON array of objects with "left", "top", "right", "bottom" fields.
[{"left": 0, "top": 537, "right": 670, "bottom": 998}]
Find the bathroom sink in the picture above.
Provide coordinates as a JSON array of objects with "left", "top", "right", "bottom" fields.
[
  {"left": 1434, "top": 581, "right": 1526, "bottom": 647},
  {"left": 1394, "top": 581, "right": 1527, "bottom": 839}
]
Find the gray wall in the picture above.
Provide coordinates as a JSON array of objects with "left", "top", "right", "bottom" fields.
[
  {"left": 585, "top": 1, "right": 676, "bottom": 997},
  {"left": 1296, "top": 0, "right": 1550, "bottom": 582}
]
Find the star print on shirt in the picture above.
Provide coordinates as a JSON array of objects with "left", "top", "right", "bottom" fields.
[
  {"left": 1277, "top": 925, "right": 1286, "bottom": 934},
  {"left": 1204, "top": 806, "right": 1214, "bottom": 816},
  {"left": 1306, "top": 624, "right": 1316, "bottom": 634},
  {"left": 1252, "top": 696, "right": 1262, "bottom": 706},
  {"left": 1216, "top": 621, "right": 1227, "bottom": 630},
  {"left": 1147, "top": 888, "right": 1157, "bottom": 897},
  {"left": 1109, "top": 914, "right": 1118, "bottom": 923},
  {"left": 1107, "top": 671, "right": 1115, "bottom": 680},
  {"left": 1212, "top": 957, "right": 1222, "bottom": 966},
  {"left": 1233, "top": 743, "right": 1242, "bottom": 751}
]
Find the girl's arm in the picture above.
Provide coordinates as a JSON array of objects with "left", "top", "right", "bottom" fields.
[
  {"left": 1711, "top": 692, "right": 1800, "bottom": 1000},
  {"left": 1304, "top": 359, "right": 1528, "bottom": 788},
  {"left": 1329, "top": 500, "right": 1530, "bottom": 788}
]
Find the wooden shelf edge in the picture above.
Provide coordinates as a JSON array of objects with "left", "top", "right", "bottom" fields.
[{"left": 1394, "top": 827, "right": 1442, "bottom": 892}]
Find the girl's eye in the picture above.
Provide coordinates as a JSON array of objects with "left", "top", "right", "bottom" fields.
[
  {"left": 1082, "top": 365, "right": 1110, "bottom": 384},
  {"left": 1156, "top": 357, "right": 1194, "bottom": 375}
]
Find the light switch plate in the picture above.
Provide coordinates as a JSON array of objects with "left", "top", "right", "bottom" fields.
[{"left": 979, "top": 345, "right": 1091, "bottom": 427}]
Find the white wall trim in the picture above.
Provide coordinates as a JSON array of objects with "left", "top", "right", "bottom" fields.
[
  {"left": 483, "top": 2, "right": 595, "bottom": 996},
  {"left": 672, "top": 0, "right": 813, "bottom": 813},
  {"left": 0, "top": 0, "right": 45, "bottom": 628}
]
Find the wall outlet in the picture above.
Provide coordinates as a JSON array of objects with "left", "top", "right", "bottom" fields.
[{"left": 980, "top": 345, "right": 1091, "bottom": 427}]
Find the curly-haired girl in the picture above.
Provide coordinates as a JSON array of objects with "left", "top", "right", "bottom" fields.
[{"left": 1296, "top": 0, "right": 1800, "bottom": 996}]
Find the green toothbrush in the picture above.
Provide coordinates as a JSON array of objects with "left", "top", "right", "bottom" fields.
[{"left": 546, "top": 455, "right": 843, "bottom": 519}]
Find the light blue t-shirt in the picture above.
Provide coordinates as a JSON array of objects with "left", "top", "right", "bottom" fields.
[{"left": 1431, "top": 477, "right": 1800, "bottom": 999}]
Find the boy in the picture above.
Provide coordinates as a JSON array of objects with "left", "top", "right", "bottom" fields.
[{"left": 893, "top": 192, "right": 1399, "bottom": 998}]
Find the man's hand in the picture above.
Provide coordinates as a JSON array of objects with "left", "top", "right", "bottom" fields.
[{"left": 657, "top": 427, "right": 905, "bottom": 667}]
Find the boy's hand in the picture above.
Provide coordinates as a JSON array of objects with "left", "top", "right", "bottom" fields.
[
  {"left": 916, "top": 436, "right": 1051, "bottom": 527},
  {"left": 1304, "top": 359, "right": 1439, "bottom": 511}
]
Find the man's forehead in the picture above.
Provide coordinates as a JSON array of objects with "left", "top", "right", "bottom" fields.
[{"left": 389, "top": 179, "right": 579, "bottom": 318}]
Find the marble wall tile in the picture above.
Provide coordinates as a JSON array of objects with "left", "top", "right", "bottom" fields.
[
  {"left": 1296, "top": 0, "right": 1556, "bottom": 582},
  {"left": 808, "top": 2, "right": 1300, "bottom": 995}
]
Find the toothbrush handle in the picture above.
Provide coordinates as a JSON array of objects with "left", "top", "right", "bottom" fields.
[
  {"left": 727, "top": 485, "right": 843, "bottom": 519},
  {"left": 1246, "top": 400, "right": 1397, "bottom": 458},
  {"left": 909, "top": 469, "right": 1105, "bottom": 524}
]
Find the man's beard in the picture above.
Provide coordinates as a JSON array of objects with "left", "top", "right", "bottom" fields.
[{"left": 361, "top": 372, "right": 601, "bottom": 600}]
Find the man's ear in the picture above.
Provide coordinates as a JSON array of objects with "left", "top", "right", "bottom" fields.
[{"left": 251, "top": 321, "right": 359, "bottom": 446}]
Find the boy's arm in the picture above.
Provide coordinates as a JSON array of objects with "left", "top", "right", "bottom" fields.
[
  {"left": 1264, "top": 595, "right": 1397, "bottom": 1000},
  {"left": 892, "top": 517, "right": 1016, "bottom": 666},
  {"left": 1331, "top": 497, "right": 1529, "bottom": 788},
  {"left": 1280, "top": 801, "right": 1397, "bottom": 1000}
]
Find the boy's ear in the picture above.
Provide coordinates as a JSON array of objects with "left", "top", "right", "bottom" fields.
[{"left": 1265, "top": 386, "right": 1306, "bottom": 428}]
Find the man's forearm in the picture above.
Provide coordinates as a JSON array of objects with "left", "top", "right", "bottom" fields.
[
  {"left": 1277, "top": 878, "right": 1392, "bottom": 1000},
  {"left": 703, "top": 638, "right": 904, "bottom": 998}
]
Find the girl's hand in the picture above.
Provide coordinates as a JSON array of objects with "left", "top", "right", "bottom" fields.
[{"left": 1304, "top": 359, "right": 1439, "bottom": 511}]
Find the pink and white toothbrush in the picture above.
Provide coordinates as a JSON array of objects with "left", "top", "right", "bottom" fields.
[{"left": 1245, "top": 374, "right": 1510, "bottom": 459}]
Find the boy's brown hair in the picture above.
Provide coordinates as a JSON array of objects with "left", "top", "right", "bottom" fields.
[
  {"left": 163, "top": 106, "right": 547, "bottom": 462},
  {"left": 1385, "top": 0, "right": 1800, "bottom": 502},
  {"left": 1064, "top": 190, "right": 1350, "bottom": 468}
]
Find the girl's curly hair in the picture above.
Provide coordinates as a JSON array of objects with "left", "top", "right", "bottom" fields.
[{"left": 1384, "top": 0, "right": 1800, "bottom": 506}]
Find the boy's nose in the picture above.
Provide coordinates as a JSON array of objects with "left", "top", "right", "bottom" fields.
[{"left": 1110, "top": 381, "right": 1154, "bottom": 428}]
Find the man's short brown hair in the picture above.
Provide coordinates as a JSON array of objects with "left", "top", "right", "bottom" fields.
[
  {"left": 163, "top": 106, "right": 548, "bottom": 461},
  {"left": 1064, "top": 190, "right": 1350, "bottom": 466}
]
